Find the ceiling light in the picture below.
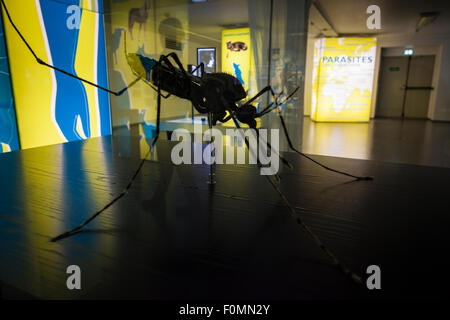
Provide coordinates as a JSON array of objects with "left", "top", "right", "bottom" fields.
[{"left": 416, "top": 12, "right": 439, "bottom": 32}]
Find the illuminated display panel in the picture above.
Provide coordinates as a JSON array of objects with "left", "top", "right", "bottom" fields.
[
  {"left": 2, "top": 0, "right": 111, "bottom": 149},
  {"left": 222, "top": 28, "right": 251, "bottom": 91},
  {"left": 311, "top": 37, "right": 377, "bottom": 122},
  {"left": 197, "top": 48, "right": 216, "bottom": 74}
]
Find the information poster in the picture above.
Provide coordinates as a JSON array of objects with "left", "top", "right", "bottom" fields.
[
  {"left": 222, "top": 28, "right": 251, "bottom": 91},
  {"left": 311, "top": 37, "right": 377, "bottom": 122}
]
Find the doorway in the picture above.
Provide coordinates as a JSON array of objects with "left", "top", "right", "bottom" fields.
[{"left": 376, "top": 55, "right": 435, "bottom": 119}]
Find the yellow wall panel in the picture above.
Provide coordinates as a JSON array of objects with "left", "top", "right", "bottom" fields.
[
  {"left": 2, "top": 0, "right": 111, "bottom": 149},
  {"left": 2, "top": 1, "right": 63, "bottom": 149},
  {"left": 75, "top": 6, "right": 100, "bottom": 137},
  {"left": 222, "top": 28, "right": 251, "bottom": 92}
]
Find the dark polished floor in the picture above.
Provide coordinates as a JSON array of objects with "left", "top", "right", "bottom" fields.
[
  {"left": 123, "top": 116, "right": 450, "bottom": 168},
  {"left": 303, "top": 118, "right": 450, "bottom": 168},
  {"left": 0, "top": 128, "right": 449, "bottom": 299}
]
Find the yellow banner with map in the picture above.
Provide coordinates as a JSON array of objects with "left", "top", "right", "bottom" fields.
[{"left": 311, "top": 37, "right": 377, "bottom": 122}]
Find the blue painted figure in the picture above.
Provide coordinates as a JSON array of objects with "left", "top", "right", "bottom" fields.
[
  {"left": 232, "top": 62, "right": 245, "bottom": 85},
  {"left": 39, "top": 0, "right": 111, "bottom": 141},
  {"left": 40, "top": 0, "right": 90, "bottom": 141}
]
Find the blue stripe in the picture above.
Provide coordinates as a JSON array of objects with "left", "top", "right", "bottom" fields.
[
  {"left": 97, "top": 13, "right": 111, "bottom": 136},
  {"left": 0, "top": 13, "right": 20, "bottom": 152},
  {"left": 96, "top": 0, "right": 104, "bottom": 14},
  {"left": 40, "top": 0, "right": 90, "bottom": 141}
]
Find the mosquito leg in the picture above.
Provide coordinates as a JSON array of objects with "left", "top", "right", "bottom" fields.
[
  {"left": 229, "top": 113, "right": 283, "bottom": 183},
  {"left": 257, "top": 86, "right": 299, "bottom": 117},
  {"left": 154, "top": 53, "right": 191, "bottom": 97},
  {"left": 165, "top": 52, "right": 189, "bottom": 76},
  {"left": 141, "top": 79, "right": 172, "bottom": 99},
  {"left": 243, "top": 85, "right": 275, "bottom": 106},
  {"left": 251, "top": 124, "right": 293, "bottom": 170},
  {"left": 206, "top": 112, "right": 216, "bottom": 184},
  {"left": 0, "top": 0, "right": 138, "bottom": 97},
  {"left": 151, "top": 55, "right": 166, "bottom": 148},
  {"left": 276, "top": 110, "right": 373, "bottom": 181},
  {"left": 253, "top": 87, "right": 299, "bottom": 117},
  {"left": 228, "top": 111, "right": 363, "bottom": 284},
  {"left": 190, "top": 62, "right": 204, "bottom": 76},
  {"left": 200, "top": 62, "right": 205, "bottom": 77}
]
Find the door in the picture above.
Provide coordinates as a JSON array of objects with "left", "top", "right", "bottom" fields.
[
  {"left": 376, "top": 55, "right": 435, "bottom": 119},
  {"left": 376, "top": 56, "right": 409, "bottom": 117},
  {"left": 404, "top": 56, "right": 435, "bottom": 118}
]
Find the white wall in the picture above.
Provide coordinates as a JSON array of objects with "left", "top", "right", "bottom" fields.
[{"left": 303, "top": 36, "right": 316, "bottom": 116}]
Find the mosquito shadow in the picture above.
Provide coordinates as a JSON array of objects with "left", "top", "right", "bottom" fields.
[{"left": 50, "top": 228, "right": 123, "bottom": 242}]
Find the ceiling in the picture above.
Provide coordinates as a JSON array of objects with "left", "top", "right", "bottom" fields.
[
  {"left": 188, "top": 0, "right": 248, "bottom": 43},
  {"left": 188, "top": 0, "right": 248, "bottom": 29},
  {"left": 184, "top": 0, "right": 450, "bottom": 44},
  {"left": 314, "top": 0, "right": 450, "bottom": 36}
]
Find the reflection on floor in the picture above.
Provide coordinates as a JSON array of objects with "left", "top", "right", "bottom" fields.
[
  {"left": 114, "top": 116, "right": 450, "bottom": 168},
  {"left": 116, "top": 116, "right": 450, "bottom": 168},
  {"left": 1, "top": 136, "right": 449, "bottom": 299},
  {"left": 302, "top": 118, "right": 450, "bottom": 168}
]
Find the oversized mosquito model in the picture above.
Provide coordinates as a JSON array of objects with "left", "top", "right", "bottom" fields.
[{"left": 1, "top": 0, "right": 372, "bottom": 285}]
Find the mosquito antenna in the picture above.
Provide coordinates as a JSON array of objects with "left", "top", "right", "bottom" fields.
[
  {"left": 254, "top": 88, "right": 293, "bottom": 118},
  {"left": 255, "top": 102, "right": 275, "bottom": 117},
  {"left": 0, "top": 0, "right": 139, "bottom": 96},
  {"left": 254, "top": 86, "right": 372, "bottom": 181},
  {"left": 278, "top": 87, "right": 299, "bottom": 105}
]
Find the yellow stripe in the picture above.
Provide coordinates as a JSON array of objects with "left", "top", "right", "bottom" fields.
[
  {"left": 2, "top": 0, "right": 64, "bottom": 149},
  {"left": 79, "top": 0, "right": 92, "bottom": 11},
  {"left": 74, "top": 6, "right": 100, "bottom": 137},
  {"left": 1, "top": 143, "right": 11, "bottom": 152}
]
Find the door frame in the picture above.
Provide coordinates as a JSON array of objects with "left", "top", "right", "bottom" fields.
[{"left": 370, "top": 44, "right": 442, "bottom": 120}]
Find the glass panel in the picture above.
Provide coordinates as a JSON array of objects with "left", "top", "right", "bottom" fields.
[
  {"left": 249, "top": 0, "right": 309, "bottom": 151},
  {"left": 104, "top": 0, "right": 309, "bottom": 151}
]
